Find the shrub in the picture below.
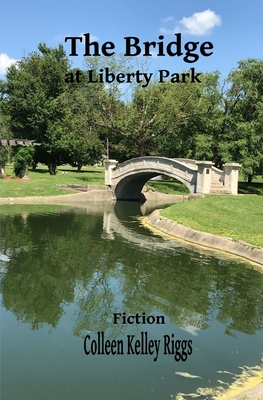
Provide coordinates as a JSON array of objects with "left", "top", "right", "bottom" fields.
[{"left": 13, "top": 145, "right": 35, "bottom": 178}]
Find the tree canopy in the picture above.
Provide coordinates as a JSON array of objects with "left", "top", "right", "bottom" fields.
[{"left": 1, "top": 43, "right": 262, "bottom": 180}]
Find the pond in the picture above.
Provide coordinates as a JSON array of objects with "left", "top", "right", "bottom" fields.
[{"left": 1, "top": 201, "right": 263, "bottom": 400}]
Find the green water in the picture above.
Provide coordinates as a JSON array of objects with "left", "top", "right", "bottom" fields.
[{"left": 1, "top": 202, "right": 263, "bottom": 400}]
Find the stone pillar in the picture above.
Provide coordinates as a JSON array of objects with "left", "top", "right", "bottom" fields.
[
  {"left": 223, "top": 163, "right": 241, "bottom": 195},
  {"left": 105, "top": 159, "right": 118, "bottom": 185},
  {"left": 196, "top": 161, "right": 215, "bottom": 193}
]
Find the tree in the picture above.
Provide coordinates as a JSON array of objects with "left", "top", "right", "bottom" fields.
[
  {"left": 1, "top": 46, "right": 107, "bottom": 174},
  {"left": 13, "top": 145, "right": 35, "bottom": 178},
  {"left": 0, "top": 146, "right": 10, "bottom": 175},
  {"left": 155, "top": 64, "right": 263, "bottom": 181},
  {"left": 222, "top": 59, "right": 263, "bottom": 181},
  {"left": 50, "top": 85, "right": 104, "bottom": 171},
  {"left": 85, "top": 57, "right": 198, "bottom": 158},
  {"left": 155, "top": 71, "right": 231, "bottom": 167},
  {"left": 0, "top": 105, "right": 13, "bottom": 175},
  {"left": 1, "top": 44, "right": 70, "bottom": 174}
]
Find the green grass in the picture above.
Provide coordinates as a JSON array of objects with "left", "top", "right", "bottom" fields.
[
  {"left": 160, "top": 195, "right": 263, "bottom": 248},
  {"left": 1, "top": 162, "right": 263, "bottom": 203},
  {"left": 0, "top": 164, "right": 105, "bottom": 197},
  {"left": 147, "top": 176, "right": 263, "bottom": 196},
  {"left": 147, "top": 180, "right": 190, "bottom": 195},
  {"left": 238, "top": 175, "right": 263, "bottom": 195}
]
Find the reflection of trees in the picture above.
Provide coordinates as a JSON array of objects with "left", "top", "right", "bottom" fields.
[
  {"left": 1, "top": 206, "right": 263, "bottom": 337},
  {"left": 1, "top": 213, "right": 33, "bottom": 254},
  {"left": 209, "top": 265, "right": 263, "bottom": 335},
  {"left": 0, "top": 210, "right": 102, "bottom": 329}
]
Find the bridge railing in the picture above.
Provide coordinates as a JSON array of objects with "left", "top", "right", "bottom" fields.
[
  {"left": 114, "top": 156, "right": 198, "bottom": 173},
  {"left": 172, "top": 158, "right": 198, "bottom": 170},
  {"left": 211, "top": 166, "right": 225, "bottom": 183},
  {"left": 107, "top": 156, "right": 198, "bottom": 195}
]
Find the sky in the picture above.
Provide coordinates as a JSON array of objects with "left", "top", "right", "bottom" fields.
[{"left": 1, "top": 0, "right": 263, "bottom": 82}]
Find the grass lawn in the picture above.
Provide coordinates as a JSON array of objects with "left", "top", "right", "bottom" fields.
[
  {"left": 147, "top": 180, "right": 190, "bottom": 195},
  {"left": 0, "top": 164, "right": 105, "bottom": 197},
  {"left": 238, "top": 175, "right": 263, "bottom": 195},
  {"left": 147, "top": 176, "right": 263, "bottom": 196},
  {"left": 160, "top": 195, "right": 263, "bottom": 248}
]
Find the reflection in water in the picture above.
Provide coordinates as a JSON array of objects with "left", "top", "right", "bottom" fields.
[{"left": 1, "top": 202, "right": 263, "bottom": 400}]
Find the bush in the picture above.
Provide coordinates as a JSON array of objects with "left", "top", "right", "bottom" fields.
[{"left": 14, "top": 145, "right": 35, "bottom": 178}]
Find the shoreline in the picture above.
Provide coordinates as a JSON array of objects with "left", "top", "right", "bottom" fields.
[
  {"left": 0, "top": 189, "right": 202, "bottom": 204},
  {"left": 144, "top": 209, "right": 263, "bottom": 268},
  {"left": 0, "top": 189, "right": 114, "bottom": 204}
]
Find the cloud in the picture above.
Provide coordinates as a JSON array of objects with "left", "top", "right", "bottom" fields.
[
  {"left": 180, "top": 9, "right": 221, "bottom": 35},
  {"left": 55, "top": 33, "right": 99, "bottom": 44},
  {"left": 89, "top": 34, "right": 99, "bottom": 42},
  {"left": 81, "top": 33, "right": 99, "bottom": 42},
  {"left": 162, "top": 16, "right": 174, "bottom": 23},
  {"left": 0, "top": 53, "right": 18, "bottom": 74},
  {"left": 160, "top": 26, "right": 180, "bottom": 35},
  {"left": 160, "top": 9, "right": 221, "bottom": 36}
]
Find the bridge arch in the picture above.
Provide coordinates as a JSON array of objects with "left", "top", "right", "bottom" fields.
[{"left": 106, "top": 157, "right": 198, "bottom": 201}]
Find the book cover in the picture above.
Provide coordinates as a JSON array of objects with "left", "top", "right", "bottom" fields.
[{"left": 1, "top": 1, "right": 263, "bottom": 400}]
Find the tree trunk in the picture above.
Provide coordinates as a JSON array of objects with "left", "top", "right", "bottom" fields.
[
  {"left": 247, "top": 174, "right": 253, "bottom": 184},
  {"left": 22, "top": 166, "right": 29, "bottom": 179},
  {"left": 48, "top": 162, "right": 57, "bottom": 175},
  {"left": 77, "top": 164, "right": 82, "bottom": 172},
  {"left": 139, "top": 140, "right": 147, "bottom": 157}
]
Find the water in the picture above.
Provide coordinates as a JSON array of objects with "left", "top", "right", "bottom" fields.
[{"left": 1, "top": 202, "right": 263, "bottom": 400}]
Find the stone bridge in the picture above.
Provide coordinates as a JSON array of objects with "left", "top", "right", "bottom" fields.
[{"left": 105, "top": 156, "right": 241, "bottom": 201}]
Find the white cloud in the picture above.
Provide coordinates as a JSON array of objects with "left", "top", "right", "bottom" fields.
[
  {"left": 180, "top": 9, "right": 221, "bottom": 35},
  {"left": 162, "top": 16, "right": 174, "bottom": 23},
  {"left": 0, "top": 53, "right": 18, "bottom": 74},
  {"left": 160, "top": 9, "right": 221, "bottom": 36},
  {"left": 89, "top": 34, "right": 99, "bottom": 42},
  {"left": 55, "top": 33, "right": 99, "bottom": 44},
  {"left": 81, "top": 33, "right": 99, "bottom": 42},
  {"left": 160, "top": 26, "right": 181, "bottom": 35}
]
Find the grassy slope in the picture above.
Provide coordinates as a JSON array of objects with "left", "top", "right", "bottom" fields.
[
  {"left": 147, "top": 177, "right": 263, "bottom": 196},
  {"left": 0, "top": 165, "right": 105, "bottom": 197},
  {"left": 147, "top": 180, "right": 190, "bottom": 195},
  {"left": 160, "top": 195, "right": 263, "bottom": 248}
]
